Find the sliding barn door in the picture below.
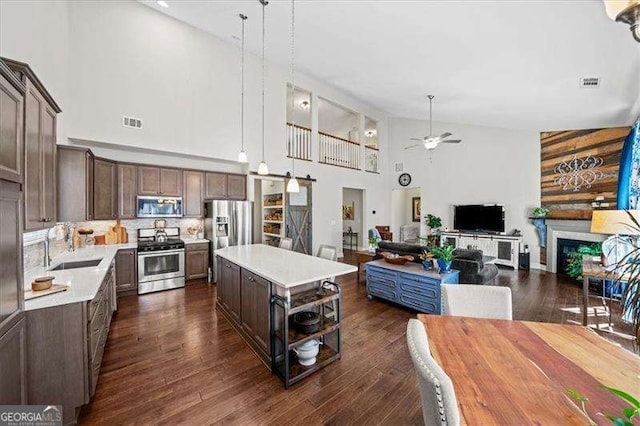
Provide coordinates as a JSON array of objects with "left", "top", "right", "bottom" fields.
[{"left": 285, "top": 180, "right": 312, "bottom": 254}]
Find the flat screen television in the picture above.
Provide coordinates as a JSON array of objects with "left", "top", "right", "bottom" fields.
[{"left": 453, "top": 204, "right": 505, "bottom": 233}]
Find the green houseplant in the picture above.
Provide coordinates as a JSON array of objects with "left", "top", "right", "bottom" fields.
[
  {"left": 566, "top": 242, "right": 603, "bottom": 281},
  {"left": 425, "top": 214, "right": 442, "bottom": 234},
  {"left": 615, "top": 211, "right": 640, "bottom": 348},
  {"left": 431, "top": 244, "right": 455, "bottom": 272}
]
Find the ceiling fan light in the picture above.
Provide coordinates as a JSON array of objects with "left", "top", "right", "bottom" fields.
[
  {"left": 286, "top": 177, "right": 300, "bottom": 193},
  {"left": 238, "top": 150, "right": 248, "bottom": 163},
  {"left": 257, "top": 161, "right": 269, "bottom": 175},
  {"left": 424, "top": 141, "right": 438, "bottom": 150}
]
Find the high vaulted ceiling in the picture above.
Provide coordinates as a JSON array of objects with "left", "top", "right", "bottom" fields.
[{"left": 140, "top": 0, "right": 640, "bottom": 131}]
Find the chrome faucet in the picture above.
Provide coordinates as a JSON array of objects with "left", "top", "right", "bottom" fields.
[{"left": 44, "top": 229, "right": 52, "bottom": 269}]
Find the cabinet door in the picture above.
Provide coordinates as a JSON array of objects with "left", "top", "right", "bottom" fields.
[
  {"left": 160, "top": 168, "right": 182, "bottom": 196},
  {"left": 115, "top": 249, "right": 137, "bottom": 293},
  {"left": 138, "top": 166, "right": 161, "bottom": 195},
  {"left": 118, "top": 164, "right": 137, "bottom": 219},
  {"left": 0, "top": 181, "right": 22, "bottom": 331},
  {"left": 41, "top": 105, "right": 56, "bottom": 224},
  {"left": 23, "top": 85, "right": 42, "bottom": 230},
  {"left": 229, "top": 262, "right": 241, "bottom": 323},
  {"left": 227, "top": 174, "right": 247, "bottom": 200},
  {"left": 0, "top": 72, "right": 23, "bottom": 184},
  {"left": 240, "top": 271, "right": 256, "bottom": 336},
  {"left": 216, "top": 257, "right": 225, "bottom": 305},
  {"left": 183, "top": 170, "right": 203, "bottom": 217},
  {"left": 86, "top": 151, "right": 94, "bottom": 221},
  {"left": 253, "top": 275, "right": 271, "bottom": 354},
  {"left": 94, "top": 158, "right": 118, "bottom": 220},
  {"left": 186, "top": 249, "right": 209, "bottom": 281},
  {"left": 0, "top": 316, "right": 27, "bottom": 404},
  {"left": 204, "top": 172, "right": 227, "bottom": 199}
]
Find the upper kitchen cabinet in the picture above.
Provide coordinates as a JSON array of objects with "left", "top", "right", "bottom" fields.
[
  {"left": 0, "top": 61, "right": 25, "bottom": 184},
  {"left": 94, "top": 158, "right": 118, "bottom": 220},
  {"left": 57, "top": 146, "right": 94, "bottom": 222},
  {"left": 118, "top": 164, "right": 137, "bottom": 219},
  {"left": 205, "top": 172, "right": 246, "bottom": 200},
  {"left": 183, "top": 170, "right": 204, "bottom": 217},
  {"left": 3, "top": 58, "right": 61, "bottom": 231},
  {"left": 138, "top": 166, "right": 182, "bottom": 197}
]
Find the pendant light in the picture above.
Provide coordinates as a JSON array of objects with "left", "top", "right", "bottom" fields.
[
  {"left": 257, "top": 0, "right": 269, "bottom": 175},
  {"left": 286, "top": 0, "right": 300, "bottom": 193},
  {"left": 237, "top": 13, "right": 248, "bottom": 163}
]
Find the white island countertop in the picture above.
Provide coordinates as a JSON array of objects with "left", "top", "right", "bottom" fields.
[
  {"left": 215, "top": 244, "right": 357, "bottom": 289},
  {"left": 24, "top": 243, "right": 137, "bottom": 311}
]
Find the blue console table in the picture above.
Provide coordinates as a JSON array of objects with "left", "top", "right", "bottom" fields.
[{"left": 366, "top": 260, "right": 459, "bottom": 314}]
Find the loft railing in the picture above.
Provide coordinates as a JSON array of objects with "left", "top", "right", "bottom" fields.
[
  {"left": 286, "top": 122, "right": 312, "bottom": 161},
  {"left": 318, "top": 131, "right": 360, "bottom": 170},
  {"left": 365, "top": 145, "right": 379, "bottom": 173}
]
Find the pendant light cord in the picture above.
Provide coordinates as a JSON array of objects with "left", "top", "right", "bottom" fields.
[
  {"left": 428, "top": 95, "right": 433, "bottom": 137},
  {"left": 290, "top": 0, "right": 296, "bottom": 177},
  {"left": 261, "top": 1, "right": 266, "bottom": 162},
  {"left": 240, "top": 14, "right": 246, "bottom": 152}
]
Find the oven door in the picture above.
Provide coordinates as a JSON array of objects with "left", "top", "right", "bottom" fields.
[{"left": 138, "top": 249, "right": 185, "bottom": 283}]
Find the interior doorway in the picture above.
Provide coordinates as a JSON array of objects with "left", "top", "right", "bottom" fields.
[
  {"left": 342, "top": 188, "right": 364, "bottom": 253},
  {"left": 391, "top": 187, "right": 422, "bottom": 244}
]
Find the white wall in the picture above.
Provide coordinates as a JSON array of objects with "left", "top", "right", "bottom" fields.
[
  {"left": 391, "top": 187, "right": 420, "bottom": 242},
  {"left": 0, "top": 0, "right": 391, "bottom": 254},
  {"left": 388, "top": 117, "right": 541, "bottom": 265}
]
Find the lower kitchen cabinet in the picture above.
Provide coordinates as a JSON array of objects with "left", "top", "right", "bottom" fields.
[
  {"left": 221, "top": 258, "right": 241, "bottom": 323},
  {"left": 26, "top": 262, "right": 116, "bottom": 425},
  {"left": 115, "top": 248, "right": 137, "bottom": 294},
  {"left": 186, "top": 242, "right": 209, "bottom": 281},
  {"left": 0, "top": 315, "right": 27, "bottom": 404}
]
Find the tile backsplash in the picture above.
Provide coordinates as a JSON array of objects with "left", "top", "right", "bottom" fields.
[{"left": 23, "top": 218, "right": 204, "bottom": 270}]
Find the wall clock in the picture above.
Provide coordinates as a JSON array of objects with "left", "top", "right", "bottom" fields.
[{"left": 398, "top": 173, "right": 411, "bottom": 187}]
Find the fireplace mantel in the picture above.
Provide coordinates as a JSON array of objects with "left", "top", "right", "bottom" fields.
[{"left": 545, "top": 219, "right": 606, "bottom": 273}]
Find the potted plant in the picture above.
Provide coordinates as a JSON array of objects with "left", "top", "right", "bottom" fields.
[
  {"left": 368, "top": 237, "right": 379, "bottom": 253},
  {"left": 419, "top": 250, "right": 435, "bottom": 270},
  {"left": 616, "top": 211, "right": 640, "bottom": 348},
  {"left": 431, "top": 244, "right": 455, "bottom": 273},
  {"left": 529, "top": 207, "right": 550, "bottom": 248},
  {"left": 425, "top": 214, "right": 443, "bottom": 235},
  {"left": 566, "top": 243, "right": 603, "bottom": 281}
]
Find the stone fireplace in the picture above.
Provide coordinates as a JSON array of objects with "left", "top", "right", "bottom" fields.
[{"left": 545, "top": 219, "right": 606, "bottom": 273}]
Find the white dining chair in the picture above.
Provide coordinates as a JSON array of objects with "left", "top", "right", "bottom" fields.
[
  {"left": 279, "top": 237, "right": 293, "bottom": 251},
  {"left": 406, "top": 319, "right": 461, "bottom": 426},
  {"left": 441, "top": 284, "right": 513, "bottom": 320},
  {"left": 316, "top": 244, "right": 338, "bottom": 261}
]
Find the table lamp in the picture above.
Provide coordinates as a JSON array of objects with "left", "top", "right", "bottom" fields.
[{"left": 590, "top": 210, "right": 640, "bottom": 266}]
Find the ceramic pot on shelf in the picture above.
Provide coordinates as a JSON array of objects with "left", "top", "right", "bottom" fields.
[{"left": 293, "top": 339, "right": 320, "bottom": 366}]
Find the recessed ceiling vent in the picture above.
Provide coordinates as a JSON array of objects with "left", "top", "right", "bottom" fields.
[
  {"left": 579, "top": 77, "right": 600, "bottom": 88},
  {"left": 395, "top": 162, "right": 404, "bottom": 172},
  {"left": 122, "top": 116, "right": 143, "bottom": 129}
]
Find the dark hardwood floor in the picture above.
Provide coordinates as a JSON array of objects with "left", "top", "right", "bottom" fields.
[{"left": 79, "top": 253, "right": 636, "bottom": 425}]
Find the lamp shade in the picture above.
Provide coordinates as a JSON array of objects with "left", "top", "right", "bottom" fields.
[
  {"left": 590, "top": 210, "right": 640, "bottom": 235},
  {"left": 286, "top": 177, "right": 300, "bottom": 193},
  {"left": 603, "top": 0, "right": 638, "bottom": 20}
]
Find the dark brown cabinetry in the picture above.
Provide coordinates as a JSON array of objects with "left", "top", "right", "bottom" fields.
[
  {"left": 57, "top": 146, "right": 94, "bottom": 222},
  {"left": 0, "top": 180, "right": 26, "bottom": 404},
  {"left": 205, "top": 172, "right": 246, "bottom": 200},
  {"left": 219, "top": 258, "right": 241, "bottom": 323},
  {"left": 227, "top": 174, "right": 247, "bottom": 200},
  {"left": 138, "top": 166, "right": 182, "bottom": 196},
  {"left": 115, "top": 249, "right": 137, "bottom": 294},
  {"left": 93, "top": 158, "right": 118, "bottom": 220},
  {"left": 183, "top": 170, "right": 204, "bottom": 217},
  {"left": 4, "top": 59, "right": 61, "bottom": 231},
  {"left": 186, "top": 242, "right": 209, "bottom": 281},
  {"left": 0, "top": 62, "right": 24, "bottom": 184},
  {"left": 117, "top": 164, "right": 137, "bottom": 219}
]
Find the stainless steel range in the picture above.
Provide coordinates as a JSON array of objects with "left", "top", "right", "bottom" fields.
[{"left": 137, "top": 227, "right": 185, "bottom": 294}]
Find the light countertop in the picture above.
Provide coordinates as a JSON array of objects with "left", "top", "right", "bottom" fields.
[
  {"left": 215, "top": 244, "right": 357, "bottom": 289},
  {"left": 182, "top": 238, "right": 210, "bottom": 245},
  {"left": 24, "top": 243, "right": 137, "bottom": 311}
]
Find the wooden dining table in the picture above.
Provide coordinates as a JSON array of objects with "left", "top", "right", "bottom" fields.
[{"left": 418, "top": 314, "right": 639, "bottom": 425}]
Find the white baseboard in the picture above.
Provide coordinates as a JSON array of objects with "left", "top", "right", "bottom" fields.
[{"left": 531, "top": 262, "right": 548, "bottom": 271}]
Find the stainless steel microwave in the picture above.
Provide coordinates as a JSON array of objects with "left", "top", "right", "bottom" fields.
[{"left": 136, "top": 196, "right": 183, "bottom": 218}]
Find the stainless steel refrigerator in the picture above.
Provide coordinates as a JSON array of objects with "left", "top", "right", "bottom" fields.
[{"left": 204, "top": 200, "right": 253, "bottom": 282}]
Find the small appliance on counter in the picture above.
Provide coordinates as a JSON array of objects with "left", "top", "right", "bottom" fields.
[{"left": 137, "top": 227, "right": 185, "bottom": 294}]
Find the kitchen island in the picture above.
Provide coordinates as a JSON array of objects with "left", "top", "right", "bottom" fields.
[{"left": 214, "top": 244, "right": 356, "bottom": 386}]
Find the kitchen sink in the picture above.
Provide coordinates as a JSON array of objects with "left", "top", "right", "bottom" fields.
[{"left": 49, "top": 259, "right": 103, "bottom": 271}]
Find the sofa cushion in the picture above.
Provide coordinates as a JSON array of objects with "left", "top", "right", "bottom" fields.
[
  {"left": 376, "top": 241, "right": 428, "bottom": 263},
  {"left": 454, "top": 249, "right": 484, "bottom": 268}
]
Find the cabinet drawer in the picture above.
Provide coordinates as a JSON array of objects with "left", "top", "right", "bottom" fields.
[
  {"left": 88, "top": 285, "right": 105, "bottom": 322},
  {"left": 398, "top": 292, "right": 440, "bottom": 314},
  {"left": 366, "top": 265, "right": 398, "bottom": 281},
  {"left": 368, "top": 284, "right": 397, "bottom": 302},
  {"left": 90, "top": 329, "right": 108, "bottom": 397},
  {"left": 399, "top": 278, "right": 440, "bottom": 298},
  {"left": 367, "top": 274, "right": 397, "bottom": 292},
  {"left": 186, "top": 242, "right": 209, "bottom": 252},
  {"left": 89, "top": 300, "right": 106, "bottom": 356}
]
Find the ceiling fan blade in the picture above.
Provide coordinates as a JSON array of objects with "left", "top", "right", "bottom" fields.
[
  {"left": 410, "top": 138, "right": 425, "bottom": 142},
  {"left": 434, "top": 132, "right": 452, "bottom": 140},
  {"left": 404, "top": 144, "right": 423, "bottom": 150},
  {"left": 441, "top": 140, "right": 462, "bottom": 144}
]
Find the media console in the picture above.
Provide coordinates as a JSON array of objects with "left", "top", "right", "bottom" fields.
[{"left": 441, "top": 232, "right": 522, "bottom": 269}]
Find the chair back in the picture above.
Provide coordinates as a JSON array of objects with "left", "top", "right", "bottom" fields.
[
  {"left": 441, "top": 284, "right": 512, "bottom": 320},
  {"left": 279, "top": 237, "right": 293, "bottom": 251},
  {"left": 316, "top": 244, "right": 338, "bottom": 261},
  {"left": 406, "top": 319, "right": 460, "bottom": 426}
]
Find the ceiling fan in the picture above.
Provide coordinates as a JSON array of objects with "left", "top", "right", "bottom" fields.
[{"left": 406, "top": 95, "right": 461, "bottom": 151}]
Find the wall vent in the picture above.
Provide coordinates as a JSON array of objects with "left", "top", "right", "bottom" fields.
[
  {"left": 579, "top": 77, "right": 600, "bottom": 88},
  {"left": 395, "top": 162, "right": 404, "bottom": 172},
  {"left": 122, "top": 116, "right": 143, "bottom": 129}
]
